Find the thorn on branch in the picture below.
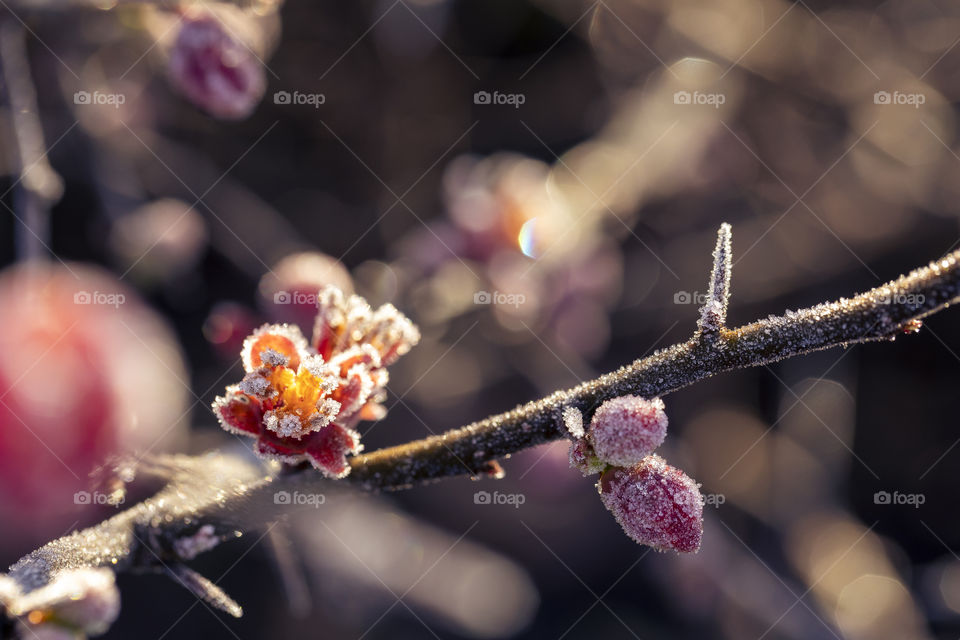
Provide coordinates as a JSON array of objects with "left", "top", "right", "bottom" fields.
[
  {"left": 165, "top": 565, "right": 243, "bottom": 618},
  {"left": 698, "top": 223, "right": 732, "bottom": 335}
]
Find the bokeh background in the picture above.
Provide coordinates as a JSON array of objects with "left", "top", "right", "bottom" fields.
[{"left": 2, "top": 0, "right": 960, "bottom": 638}]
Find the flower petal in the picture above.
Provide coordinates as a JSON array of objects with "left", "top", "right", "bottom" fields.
[
  {"left": 212, "top": 387, "right": 263, "bottom": 435},
  {"left": 241, "top": 323, "right": 308, "bottom": 372},
  {"left": 303, "top": 423, "right": 361, "bottom": 478}
]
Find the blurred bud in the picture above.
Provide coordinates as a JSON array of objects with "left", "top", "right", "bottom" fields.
[
  {"left": 0, "top": 263, "right": 188, "bottom": 547},
  {"left": 258, "top": 252, "right": 353, "bottom": 327},
  {"left": 590, "top": 396, "right": 667, "bottom": 467},
  {"left": 109, "top": 198, "right": 208, "bottom": 284},
  {"left": 11, "top": 569, "right": 119, "bottom": 637},
  {"left": 167, "top": 9, "right": 266, "bottom": 120},
  {"left": 203, "top": 301, "right": 259, "bottom": 359},
  {"left": 599, "top": 455, "right": 703, "bottom": 553}
]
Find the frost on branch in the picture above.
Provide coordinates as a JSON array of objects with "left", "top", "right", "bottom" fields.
[
  {"left": 697, "top": 222, "right": 732, "bottom": 334},
  {"left": 213, "top": 285, "right": 420, "bottom": 477}
]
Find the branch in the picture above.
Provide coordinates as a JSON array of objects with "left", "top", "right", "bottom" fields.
[
  {"left": 0, "top": 20, "right": 64, "bottom": 261},
  {"left": 345, "top": 224, "right": 960, "bottom": 489},
  {"left": 5, "top": 224, "right": 960, "bottom": 630},
  {"left": 697, "top": 221, "right": 732, "bottom": 334}
]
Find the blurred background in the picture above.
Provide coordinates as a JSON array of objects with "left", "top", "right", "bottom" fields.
[{"left": 2, "top": 0, "right": 960, "bottom": 638}]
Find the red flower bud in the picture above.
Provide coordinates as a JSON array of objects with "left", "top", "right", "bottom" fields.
[
  {"left": 590, "top": 396, "right": 667, "bottom": 467},
  {"left": 599, "top": 455, "right": 703, "bottom": 553}
]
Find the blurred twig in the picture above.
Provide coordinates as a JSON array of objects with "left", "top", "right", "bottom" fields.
[{"left": 0, "top": 19, "right": 63, "bottom": 261}]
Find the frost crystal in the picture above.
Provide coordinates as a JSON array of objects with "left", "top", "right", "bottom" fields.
[
  {"left": 589, "top": 396, "right": 667, "bottom": 467},
  {"left": 213, "top": 287, "right": 419, "bottom": 477},
  {"left": 562, "top": 406, "right": 584, "bottom": 438},
  {"left": 599, "top": 455, "right": 703, "bottom": 553}
]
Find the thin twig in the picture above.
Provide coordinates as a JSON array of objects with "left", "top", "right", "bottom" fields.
[{"left": 0, "top": 20, "right": 63, "bottom": 260}]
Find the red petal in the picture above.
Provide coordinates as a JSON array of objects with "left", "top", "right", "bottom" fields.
[
  {"left": 303, "top": 424, "right": 359, "bottom": 478},
  {"left": 213, "top": 389, "right": 263, "bottom": 435}
]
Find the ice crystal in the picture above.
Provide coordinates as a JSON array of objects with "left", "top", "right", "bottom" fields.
[
  {"left": 214, "top": 286, "right": 420, "bottom": 477},
  {"left": 589, "top": 396, "right": 667, "bottom": 467},
  {"left": 562, "top": 406, "right": 584, "bottom": 438},
  {"left": 599, "top": 455, "right": 703, "bottom": 553}
]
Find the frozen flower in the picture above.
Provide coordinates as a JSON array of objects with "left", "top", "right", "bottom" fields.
[
  {"left": 214, "top": 285, "right": 419, "bottom": 477},
  {"left": 589, "top": 396, "right": 667, "bottom": 467},
  {"left": 599, "top": 455, "right": 703, "bottom": 553},
  {"left": 167, "top": 10, "right": 266, "bottom": 120},
  {"left": 10, "top": 568, "right": 120, "bottom": 637}
]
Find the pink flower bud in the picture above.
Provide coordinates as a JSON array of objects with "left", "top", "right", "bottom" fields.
[
  {"left": 589, "top": 395, "right": 667, "bottom": 467},
  {"left": 599, "top": 455, "right": 703, "bottom": 553},
  {"left": 167, "top": 11, "right": 266, "bottom": 120}
]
